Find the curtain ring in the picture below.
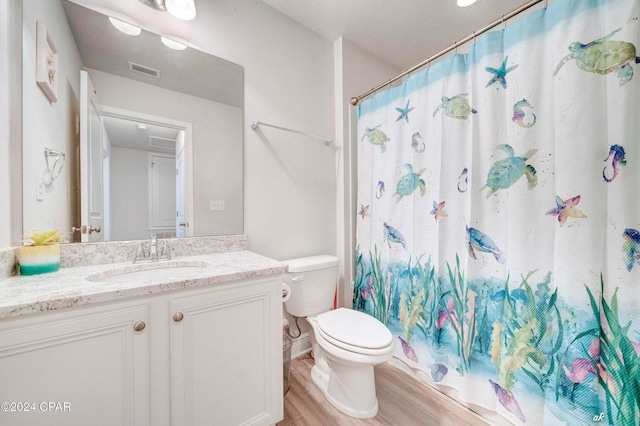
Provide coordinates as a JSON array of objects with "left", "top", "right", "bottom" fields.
[
  {"left": 501, "top": 15, "right": 506, "bottom": 30},
  {"left": 544, "top": 0, "right": 548, "bottom": 8},
  {"left": 473, "top": 31, "right": 476, "bottom": 44}
]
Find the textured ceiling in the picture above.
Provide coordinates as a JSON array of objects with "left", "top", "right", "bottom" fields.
[{"left": 262, "top": 0, "right": 534, "bottom": 69}]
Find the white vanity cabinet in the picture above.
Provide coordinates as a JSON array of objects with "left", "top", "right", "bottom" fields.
[
  {"left": 0, "top": 275, "right": 283, "bottom": 426},
  {"left": 169, "top": 277, "right": 283, "bottom": 426},
  {"left": 0, "top": 304, "right": 150, "bottom": 426}
]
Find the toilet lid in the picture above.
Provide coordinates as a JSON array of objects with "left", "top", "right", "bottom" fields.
[{"left": 316, "top": 308, "right": 392, "bottom": 350}]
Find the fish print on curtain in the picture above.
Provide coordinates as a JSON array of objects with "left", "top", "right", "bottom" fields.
[{"left": 355, "top": 0, "right": 640, "bottom": 424}]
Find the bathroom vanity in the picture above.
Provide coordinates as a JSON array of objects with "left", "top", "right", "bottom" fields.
[{"left": 0, "top": 240, "right": 285, "bottom": 426}]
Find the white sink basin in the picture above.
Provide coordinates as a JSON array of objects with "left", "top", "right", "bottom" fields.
[{"left": 87, "top": 262, "right": 209, "bottom": 284}]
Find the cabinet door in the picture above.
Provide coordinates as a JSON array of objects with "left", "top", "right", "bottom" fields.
[
  {"left": 170, "top": 279, "right": 282, "bottom": 426},
  {"left": 0, "top": 306, "right": 149, "bottom": 426}
]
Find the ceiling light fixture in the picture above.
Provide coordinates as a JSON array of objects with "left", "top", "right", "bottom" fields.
[
  {"left": 457, "top": 0, "right": 478, "bottom": 7},
  {"left": 109, "top": 17, "right": 142, "bottom": 36},
  {"left": 166, "top": 0, "right": 197, "bottom": 20},
  {"left": 137, "top": 124, "right": 148, "bottom": 130},
  {"left": 139, "top": 0, "right": 197, "bottom": 21},
  {"left": 139, "top": 0, "right": 166, "bottom": 11},
  {"left": 161, "top": 36, "right": 188, "bottom": 50}
]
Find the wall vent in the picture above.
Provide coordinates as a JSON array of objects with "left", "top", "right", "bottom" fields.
[
  {"left": 149, "top": 136, "right": 176, "bottom": 150},
  {"left": 129, "top": 62, "right": 161, "bottom": 79}
]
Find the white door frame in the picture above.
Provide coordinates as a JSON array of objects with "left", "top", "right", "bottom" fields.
[
  {"left": 100, "top": 105, "right": 194, "bottom": 237},
  {"left": 175, "top": 134, "right": 187, "bottom": 238},
  {"left": 79, "top": 71, "right": 105, "bottom": 242}
]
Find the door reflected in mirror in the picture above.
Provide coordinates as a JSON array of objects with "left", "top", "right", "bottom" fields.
[
  {"left": 100, "top": 107, "right": 190, "bottom": 241},
  {"left": 22, "top": 0, "right": 244, "bottom": 242}
]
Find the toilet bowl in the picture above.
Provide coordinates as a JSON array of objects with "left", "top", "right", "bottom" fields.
[
  {"left": 283, "top": 255, "right": 394, "bottom": 419},
  {"left": 306, "top": 308, "right": 394, "bottom": 418}
]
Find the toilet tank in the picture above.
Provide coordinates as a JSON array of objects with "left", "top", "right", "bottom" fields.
[{"left": 283, "top": 255, "right": 339, "bottom": 317}]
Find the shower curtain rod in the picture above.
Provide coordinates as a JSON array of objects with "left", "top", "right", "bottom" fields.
[
  {"left": 350, "top": 0, "right": 545, "bottom": 106},
  {"left": 250, "top": 121, "right": 334, "bottom": 145}
]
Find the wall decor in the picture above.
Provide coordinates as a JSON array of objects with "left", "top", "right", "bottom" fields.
[{"left": 35, "top": 21, "right": 58, "bottom": 103}]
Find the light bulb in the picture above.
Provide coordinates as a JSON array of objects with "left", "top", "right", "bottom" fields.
[
  {"left": 457, "top": 0, "right": 478, "bottom": 7},
  {"left": 161, "top": 37, "right": 188, "bottom": 51},
  {"left": 165, "top": 0, "right": 197, "bottom": 20},
  {"left": 108, "top": 17, "right": 141, "bottom": 36}
]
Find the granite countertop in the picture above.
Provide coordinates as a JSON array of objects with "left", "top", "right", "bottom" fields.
[{"left": 0, "top": 250, "right": 287, "bottom": 320}]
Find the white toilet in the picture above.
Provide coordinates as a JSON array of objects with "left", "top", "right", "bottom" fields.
[{"left": 283, "top": 255, "right": 394, "bottom": 419}]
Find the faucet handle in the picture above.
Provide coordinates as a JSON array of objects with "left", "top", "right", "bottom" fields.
[
  {"left": 149, "top": 235, "right": 158, "bottom": 260},
  {"left": 150, "top": 248, "right": 158, "bottom": 261},
  {"left": 134, "top": 242, "right": 145, "bottom": 263},
  {"left": 163, "top": 241, "right": 172, "bottom": 260}
]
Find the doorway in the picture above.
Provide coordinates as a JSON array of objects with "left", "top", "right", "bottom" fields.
[{"left": 99, "top": 106, "right": 193, "bottom": 241}]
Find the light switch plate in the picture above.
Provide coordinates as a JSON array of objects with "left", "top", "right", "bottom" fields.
[{"left": 209, "top": 200, "right": 225, "bottom": 211}]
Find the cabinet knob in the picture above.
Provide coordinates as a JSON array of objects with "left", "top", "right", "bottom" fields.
[
  {"left": 133, "top": 321, "right": 146, "bottom": 332},
  {"left": 173, "top": 312, "right": 184, "bottom": 322}
]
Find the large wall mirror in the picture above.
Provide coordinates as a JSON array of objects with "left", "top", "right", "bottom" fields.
[{"left": 22, "top": 0, "right": 244, "bottom": 243}]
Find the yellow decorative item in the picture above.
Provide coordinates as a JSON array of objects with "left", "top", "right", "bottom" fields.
[{"left": 19, "top": 230, "right": 64, "bottom": 276}]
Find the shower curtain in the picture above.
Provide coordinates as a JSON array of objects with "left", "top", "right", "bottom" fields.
[{"left": 354, "top": 0, "right": 639, "bottom": 424}]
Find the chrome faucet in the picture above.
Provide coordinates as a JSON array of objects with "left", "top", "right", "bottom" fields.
[
  {"left": 134, "top": 235, "right": 172, "bottom": 263},
  {"left": 149, "top": 236, "right": 158, "bottom": 261}
]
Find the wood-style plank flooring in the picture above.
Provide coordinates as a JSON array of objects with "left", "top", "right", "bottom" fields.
[{"left": 278, "top": 354, "right": 490, "bottom": 426}]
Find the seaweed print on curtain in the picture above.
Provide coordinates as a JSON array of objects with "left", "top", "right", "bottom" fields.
[{"left": 355, "top": 0, "right": 640, "bottom": 424}]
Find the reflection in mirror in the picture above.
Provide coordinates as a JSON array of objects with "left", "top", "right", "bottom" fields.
[
  {"left": 22, "top": 0, "right": 244, "bottom": 243},
  {"left": 102, "top": 113, "right": 184, "bottom": 241}
]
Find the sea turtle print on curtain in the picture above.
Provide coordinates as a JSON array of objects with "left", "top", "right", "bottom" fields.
[{"left": 354, "top": 0, "right": 640, "bottom": 424}]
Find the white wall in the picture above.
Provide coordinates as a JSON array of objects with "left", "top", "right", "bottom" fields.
[
  {"left": 0, "top": 0, "right": 11, "bottom": 246},
  {"left": 1, "top": 0, "right": 22, "bottom": 247},
  {"left": 191, "top": 0, "right": 336, "bottom": 260},
  {"left": 87, "top": 69, "right": 243, "bottom": 238},
  {"left": 334, "top": 38, "right": 399, "bottom": 307},
  {"left": 286, "top": 38, "right": 399, "bottom": 350},
  {"left": 110, "top": 146, "right": 149, "bottom": 241},
  {"left": 22, "top": 0, "right": 83, "bottom": 235}
]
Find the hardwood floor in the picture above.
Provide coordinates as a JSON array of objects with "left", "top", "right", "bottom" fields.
[{"left": 278, "top": 354, "right": 491, "bottom": 426}]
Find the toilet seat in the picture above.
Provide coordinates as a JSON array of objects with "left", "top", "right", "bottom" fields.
[{"left": 315, "top": 308, "right": 393, "bottom": 356}]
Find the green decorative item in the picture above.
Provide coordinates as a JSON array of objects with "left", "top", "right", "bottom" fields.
[
  {"left": 553, "top": 28, "right": 639, "bottom": 86},
  {"left": 19, "top": 230, "right": 64, "bottom": 276},
  {"left": 394, "top": 163, "right": 426, "bottom": 202},
  {"left": 361, "top": 124, "right": 390, "bottom": 153},
  {"left": 481, "top": 144, "right": 538, "bottom": 198},
  {"left": 432, "top": 93, "right": 477, "bottom": 120}
]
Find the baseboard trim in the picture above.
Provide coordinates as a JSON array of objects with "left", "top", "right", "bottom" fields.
[{"left": 290, "top": 332, "right": 312, "bottom": 359}]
